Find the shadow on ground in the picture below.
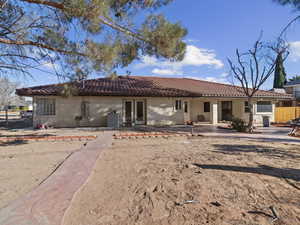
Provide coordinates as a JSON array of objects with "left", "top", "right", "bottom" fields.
[
  {"left": 0, "top": 140, "right": 28, "bottom": 146},
  {"left": 193, "top": 163, "right": 300, "bottom": 182},
  {"left": 212, "top": 144, "right": 300, "bottom": 159},
  {"left": 0, "top": 118, "right": 32, "bottom": 129},
  {"left": 0, "top": 133, "right": 56, "bottom": 138}
]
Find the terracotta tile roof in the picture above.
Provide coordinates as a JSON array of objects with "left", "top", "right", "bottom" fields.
[{"left": 16, "top": 76, "right": 292, "bottom": 99}]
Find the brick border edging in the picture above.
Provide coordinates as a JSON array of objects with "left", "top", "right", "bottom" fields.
[
  {"left": 0, "top": 135, "right": 97, "bottom": 142},
  {"left": 114, "top": 133, "right": 203, "bottom": 139}
]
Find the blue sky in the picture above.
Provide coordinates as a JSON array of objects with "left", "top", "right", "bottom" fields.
[{"left": 17, "top": 0, "right": 300, "bottom": 89}]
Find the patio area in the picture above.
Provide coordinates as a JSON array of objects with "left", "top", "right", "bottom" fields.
[{"left": 120, "top": 124, "right": 300, "bottom": 145}]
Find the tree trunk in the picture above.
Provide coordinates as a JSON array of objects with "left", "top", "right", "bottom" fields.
[{"left": 248, "top": 97, "right": 254, "bottom": 133}]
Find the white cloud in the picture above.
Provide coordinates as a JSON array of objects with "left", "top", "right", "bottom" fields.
[
  {"left": 184, "top": 74, "right": 230, "bottom": 84},
  {"left": 152, "top": 68, "right": 182, "bottom": 75},
  {"left": 220, "top": 72, "right": 229, "bottom": 78},
  {"left": 184, "top": 39, "right": 200, "bottom": 43},
  {"left": 181, "top": 45, "right": 223, "bottom": 68},
  {"left": 203, "top": 76, "right": 230, "bottom": 84},
  {"left": 135, "top": 45, "right": 224, "bottom": 76},
  {"left": 289, "top": 41, "right": 300, "bottom": 62},
  {"left": 42, "top": 62, "right": 59, "bottom": 71}
]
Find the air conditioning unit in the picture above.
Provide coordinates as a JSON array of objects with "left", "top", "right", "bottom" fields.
[{"left": 107, "top": 111, "right": 121, "bottom": 128}]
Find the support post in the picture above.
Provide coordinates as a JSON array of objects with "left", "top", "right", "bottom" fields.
[{"left": 210, "top": 102, "right": 218, "bottom": 125}]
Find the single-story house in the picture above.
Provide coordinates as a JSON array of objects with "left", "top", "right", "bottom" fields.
[
  {"left": 16, "top": 76, "right": 292, "bottom": 128},
  {"left": 281, "top": 80, "right": 300, "bottom": 107}
]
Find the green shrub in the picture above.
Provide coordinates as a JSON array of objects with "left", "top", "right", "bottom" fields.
[{"left": 231, "top": 117, "right": 247, "bottom": 132}]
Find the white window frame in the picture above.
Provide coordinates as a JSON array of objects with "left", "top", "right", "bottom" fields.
[
  {"left": 256, "top": 101, "right": 273, "bottom": 114},
  {"left": 184, "top": 101, "right": 188, "bottom": 113},
  {"left": 204, "top": 102, "right": 210, "bottom": 113},
  {"left": 36, "top": 98, "right": 56, "bottom": 116},
  {"left": 244, "top": 101, "right": 250, "bottom": 113},
  {"left": 175, "top": 99, "right": 182, "bottom": 111}
]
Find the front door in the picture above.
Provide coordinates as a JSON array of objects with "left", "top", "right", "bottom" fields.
[
  {"left": 135, "top": 100, "right": 145, "bottom": 125},
  {"left": 124, "top": 101, "right": 133, "bottom": 126},
  {"left": 183, "top": 101, "right": 190, "bottom": 122},
  {"left": 221, "top": 101, "right": 233, "bottom": 121}
]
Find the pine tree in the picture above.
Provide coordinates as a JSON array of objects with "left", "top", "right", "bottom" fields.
[
  {"left": 0, "top": 0, "right": 187, "bottom": 79},
  {"left": 273, "top": 53, "right": 287, "bottom": 88}
]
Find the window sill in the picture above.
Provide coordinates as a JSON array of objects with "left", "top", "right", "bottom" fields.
[
  {"left": 255, "top": 112, "right": 273, "bottom": 115},
  {"left": 36, "top": 115, "right": 56, "bottom": 117}
]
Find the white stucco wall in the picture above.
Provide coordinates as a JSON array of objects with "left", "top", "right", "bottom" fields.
[
  {"left": 190, "top": 99, "right": 211, "bottom": 122},
  {"left": 33, "top": 96, "right": 189, "bottom": 127},
  {"left": 32, "top": 96, "right": 276, "bottom": 127},
  {"left": 147, "top": 97, "right": 185, "bottom": 125},
  {"left": 33, "top": 96, "right": 122, "bottom": 128}
]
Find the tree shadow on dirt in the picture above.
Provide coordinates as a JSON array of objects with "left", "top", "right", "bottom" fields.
[
  {"left": 0, "top": 133, "right": 56, "bottom": 138},
  {"left": 0, "top": 118, "right": 32, "bottom": 129},
  {"left": 193, "top": 163, "right": 300, "bottom": 182},
  {"left": 0, "top": 139, "right": 28, "bottom": 146},
  {"left": 212, "top": 144, "right": 300, "bottom": 160}
]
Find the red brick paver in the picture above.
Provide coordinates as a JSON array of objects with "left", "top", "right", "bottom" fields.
[{"left": 0, "top": 132, "right": 113, "bottom": 225}]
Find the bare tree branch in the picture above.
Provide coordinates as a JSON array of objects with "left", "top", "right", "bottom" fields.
[
  {"left": 0, "top": 38, "right": 86, "bottom": 56},
  {"left": 227, "top": 36, "right": 287, "bottom": 132}
]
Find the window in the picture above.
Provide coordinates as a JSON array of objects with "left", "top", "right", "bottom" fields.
[
  {"left": 204, "top": 102, "right": 210, "bottom": 113},
  {"left": 81, "top": 101, "right": 90, "bottom": 118},
  {"left": 244, "top": 101, "right": 250, "bottom": 113},
  {"left": 175, "top": 100, "right": 182, "bottom": 110},
  {"left": 184, "top": 101, "right": 188, "bottom": 113},
  {"left": 257, "top": 101, "right": 272, "bottom": 113},
  {"left": 36, "top": 98, "right": 55, "bottom": 115}
]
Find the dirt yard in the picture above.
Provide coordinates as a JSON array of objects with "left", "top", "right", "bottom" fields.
[
  {"left": 63, "top": 136, "right": 300, "bottom": 225},
  {"left": 0, "top": 140, "right": 87, "bottom": 209}
]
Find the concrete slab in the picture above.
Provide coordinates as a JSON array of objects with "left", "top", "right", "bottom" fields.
[
  {"left": 199, "top": 126, "right": 300, "bottom": 145},
  {"left": 132, "top": 125, "right": 300, "bottom": 145},
  {"left": 0, "top": 131, "right": 113, "bottom": 225}
]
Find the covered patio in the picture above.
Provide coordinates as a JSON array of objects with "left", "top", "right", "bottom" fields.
[{"left": 187, "top": 98, "right": 276, "bottom": 126}]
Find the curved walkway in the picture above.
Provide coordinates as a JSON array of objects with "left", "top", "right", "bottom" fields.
[{"left": 0, "top": 131, "right": 113, "bottom": 225}]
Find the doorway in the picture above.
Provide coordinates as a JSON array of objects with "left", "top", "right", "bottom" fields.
[
  {"left": 221, "top": 101, "right": 233, "bottom": 121},
  {"left": 124, "top": 101, "right": 133, "bottom": 126},
  {"left": 124, "top": 100, "right": 146, "bottom": 126},
  {"left": 183, "top": 101, "right": 190, "bottom": 122},
  {"left": 135, "top": 100, "right": 145, "bottom": 125}
]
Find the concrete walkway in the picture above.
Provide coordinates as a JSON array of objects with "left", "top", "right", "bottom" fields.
[
  {"left": 133, "top": 125, "right": 300, "bottom": 145},
  {"left": 0, "top": 131, "right": 113, "bottom": 225},
  {"left": 199, "top": 126, "right": 300, "bottom": 145}
]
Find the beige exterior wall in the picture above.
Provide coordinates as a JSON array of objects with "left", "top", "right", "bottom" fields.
[
  {"left": 147, "top": 97, "right": 183, "bottom": 125},
  {"left": 190, "top": 99, "right": 210, "bottom": 122},
  {"left": 33, "top": 96, "right": 276, "bottom": 127},
  {"left": 33, "top": 96, "right": 188, "bottom": 127},
  {"left": 33, "top": 96, "right": 122, "bottom": 128},
  {"left": 190, "top": 98, "right": 275, "bottom": 126}
]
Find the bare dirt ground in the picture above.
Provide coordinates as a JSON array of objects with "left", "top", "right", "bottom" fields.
[
  {"left": 0, "top": 140, "right": 86, "bottom": 209},
  {"left": 63, "top": 136, "right": 300, "bottom": 225}
]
